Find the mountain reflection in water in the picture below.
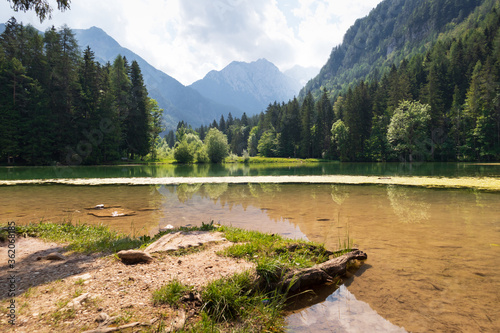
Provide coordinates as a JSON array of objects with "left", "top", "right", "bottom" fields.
[{"left": 286, "top": 285, "right": 407, "bottom": 333}]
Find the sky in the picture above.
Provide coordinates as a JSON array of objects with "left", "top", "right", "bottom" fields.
[{"left": 1, "top": 0, "right": 383, "bottom": 85}]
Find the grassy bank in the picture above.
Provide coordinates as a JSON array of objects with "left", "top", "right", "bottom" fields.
[
  {"left": 104, "top": 156, "right": 328, "bottom": 166},
  {"left": 225, "top": 156, "right": 328, "bottom": 164},
  {"left": 2, "top": 221, "right": 352, "bottom": 332}
]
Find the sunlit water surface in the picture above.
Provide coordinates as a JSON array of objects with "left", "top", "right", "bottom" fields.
[{"left": 1, "top": 182, "right": 499, "bottom": 332}]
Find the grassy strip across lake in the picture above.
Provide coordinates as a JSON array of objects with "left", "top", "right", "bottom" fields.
[
  {"left": 1, "top": 221, "right": 356, "bottom": 332},
  {"left": 1, "top": 175, "right": 499, "bottom": 191}
]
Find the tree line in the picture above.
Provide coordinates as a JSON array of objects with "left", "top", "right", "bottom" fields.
[
  {"left": 174, "top": 6, "right": 499, "bottom": 163},
  {"left": 0, "top": 18, "right": 163, "bottom": 165},
  {"left": 2, "top": 5, "right": 499, "bottom": 165}
]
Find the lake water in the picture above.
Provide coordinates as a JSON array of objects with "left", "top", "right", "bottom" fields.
[
  {"left": 1, "top": 161, "right": 500, "bottom": 180},
  {"left": 1, "top": 163, "right": 499, "bottom": 332}
]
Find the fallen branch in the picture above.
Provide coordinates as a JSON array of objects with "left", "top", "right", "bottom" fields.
[
  {"left": 82, "top": 321, "right": 151, "bottom": 333},
  {"left": 278, "top": 249, "right": 367, "bottom": 292}
]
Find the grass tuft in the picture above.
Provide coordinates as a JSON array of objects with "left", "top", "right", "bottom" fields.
[
  {"left": 201, "top": 271, "right": 255, "bottom": 322},
  {"left": 152, "top": 279, "right": 192, "bottom": 307},
  {"left": 199, "top": 270, "right": 287, "bottom": 331}
]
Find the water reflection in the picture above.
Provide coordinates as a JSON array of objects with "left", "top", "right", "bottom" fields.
[
  {"left": 1, "top": 183, "right": 499, "bottom": 332},
  {"left": 2, "top": 162, "right": 500, "bottom": 180},
  {"left": 331, "top": 185, "right": 350, "bottom": 206},
  {"left": 386, "top": 186, "right": 430, "bottom": 223},
  {"left": 286, "top": 285, "right": 407, "bottom": 333},
  {"left": 203, "top": 183, "right": 229, "bottom": 200}
]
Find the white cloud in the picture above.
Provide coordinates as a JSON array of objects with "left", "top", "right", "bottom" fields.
[{"left": 0, "top": 0, "right": 383, "bottom": 85}]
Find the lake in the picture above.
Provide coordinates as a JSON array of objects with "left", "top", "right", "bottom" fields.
[
  {"left": 1, "top": 161, "right": 500, "bottom": 180},
  {"left": 1, "top": 162, "right": 499, "bottom": 332}
]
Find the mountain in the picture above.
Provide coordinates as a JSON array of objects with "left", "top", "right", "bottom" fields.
[
  {"left": 301, "top": 0, "right": 484, "bottom": 100},
  {"left": 73, "top": 27, "right": 240, "bottom": 129},
  {"left": 189, "top": 59, "right": 302, "bottom": 117},
  {"left": 284, "top": 65, "right": 319, "bottom": 87}
]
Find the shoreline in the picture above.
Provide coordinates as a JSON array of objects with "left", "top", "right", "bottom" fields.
[{"left": 0, "top": 222, "right": 362, "bottom": 332}]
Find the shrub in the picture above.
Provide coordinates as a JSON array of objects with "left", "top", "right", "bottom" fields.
[
  {"left": 204, "top": 128, "right": 229, "bottom": 163},
  {"left": 173, "top": 140, "right": 194, "bottom": 163}
]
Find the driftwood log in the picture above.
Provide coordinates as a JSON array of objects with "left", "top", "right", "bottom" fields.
[
  {"left": 82, "top": 321, "right": 151, "bottom": 333},
  {"left": 278, "top": 249, "right": 367, "bottom": 292}
]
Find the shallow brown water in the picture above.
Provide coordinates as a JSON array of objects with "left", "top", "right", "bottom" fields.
[{"left": 1, "top": 183, "right": 499, "bottom": 332}]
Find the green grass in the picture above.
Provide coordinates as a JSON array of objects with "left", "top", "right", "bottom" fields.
[
  {"left": 22, "top": 287, "right": 34, "bottom": 298},
  {"left": 5, "top": 219, "right": 218, "bottom": 255},
  {"left": 13, "top": 220, "right": 147, "bottom": 253},
  {"left": 106, "top": 157, "right": 176, "bottom": 165},
  {"left": 201, "top": 271, "right": 255, "bottom": 322},
  {"left": 198, "top": 271, "right": 286, "bottom": 332},
  {"left": 219, "top": 226, "right": 332, "bottom": 286},
  {"left": 74, "top": 278, "right": 86, "bottom": 286},
  {"left": 224, "top": 156, "right": 328, "bottom": 164},
  {"left": 152, "top": 279, "right": 192, "bottom": 307}
]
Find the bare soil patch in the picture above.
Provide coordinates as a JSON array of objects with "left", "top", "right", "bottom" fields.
[{"left": 0, "top": 236, "right": 254, "bottom": 332}]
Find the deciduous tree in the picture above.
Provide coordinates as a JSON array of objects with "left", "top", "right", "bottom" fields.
[
  {"left": 204, "top": 128, "right": 229, "bottom": 163},
  {"left": 387, "top": 100, "right": 431, "bottom": 162}
]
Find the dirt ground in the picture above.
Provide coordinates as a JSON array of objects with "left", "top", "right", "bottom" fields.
[{"left": 0, "top": 236, "right": 255, "bottom": 332}]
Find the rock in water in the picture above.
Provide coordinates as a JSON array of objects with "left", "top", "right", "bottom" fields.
[
  {"left": 116, "top": 250, "right": 153, "bottom": 264},
  {"left": 87, "top": 208, "right": 135, "bottom": 217}
]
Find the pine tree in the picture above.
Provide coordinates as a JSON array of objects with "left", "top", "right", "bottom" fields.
[
  {"left": 0, "top": 58, "right": 24, "bottom": 163},
  {"left": 0, "top": 18, "right": 22, "bottom": 61},
  {"left": 300, "top": 91, "right": 314, "bottom": 158},
  {"left": 78, "top": 46, "right": 99, "bottom": 121},
  {"left": 343, "top": 81, "right": 372, "bottom": 160},
  {"left": 278, "top": 97, "right": 300, "bottom": 157},
  {"left": 96, "top": 63, "right": 121, "bottom": 162},
  {"left": 464, "top": 57, "right": 499, "bottom": 160},
  {"left": 127, "top": 60, "right": 150, "bottom": 159},
  {"left": 43, "top": 25, "right": 79, "bottom": 161},
  {"left": 225, "top": 112, "right": 234, "bottom": 143},
  {"left": 422, "top": 42, "right": 451, "bottom": 131},
  {"left": 165, "top": 130, "right": 175, "bottom": 148},
  {"left": 219, "top": 114, "right": 226, "bottom": 134},
  {"left": 110, "top": 55, "right": 131, "bottom": 156},
  {"left": 387, "top": 62, "right": 412, "bottom": 114},
  {"left": 316, "top": 89, "right": 334, "bottom": 157}
]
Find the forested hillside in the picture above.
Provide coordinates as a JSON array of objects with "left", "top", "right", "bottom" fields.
[
  {"left": 0, "top": 19, "right": 163, "bottom": 165},
  {"left": 193, "top": 1, "right": 500, "bottom": 162},
  {"left": 301, "top": 0, "right": 483, "bottom": 100}
]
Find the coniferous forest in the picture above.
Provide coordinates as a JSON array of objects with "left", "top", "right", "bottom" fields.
[{"left": 0, "top": 18, "right": 163, "bottom": 165}]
